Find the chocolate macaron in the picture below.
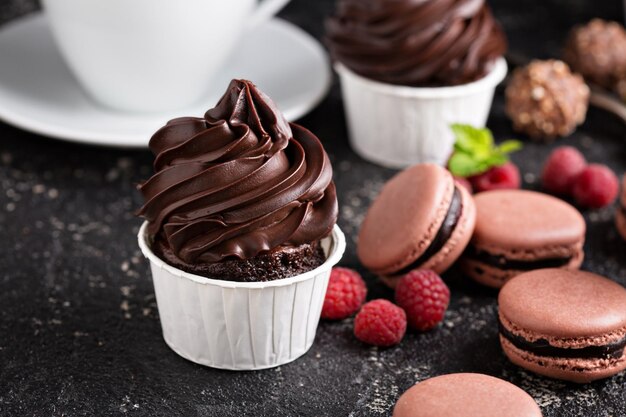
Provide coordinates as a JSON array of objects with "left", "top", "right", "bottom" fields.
[
  {"left": 461, "top": 189, "right": 585, "bottom": 288},
  {"left": 393, "top": 373, "right": 542, "bottom": 417},
  {"left": 499, "top": 269, "right": 626, "bottom": 383},
  {"left": 358, "top": 164, "right": 476, "bottom": 287},
  {"left": 615, "top": 174, "right": 626, "bottom": 240}
]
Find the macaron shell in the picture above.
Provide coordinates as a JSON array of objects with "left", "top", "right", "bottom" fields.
[
  {"left": 472, "top": 190, "right": 585, "bottom": 251},
  {"left": 380, "top": 181, "right": 476, "bottom": 288},
  {"left": 499, "top": 269, "right": 626, "bottom": 338},
  {"left": 358, "top": 164, "right": 453, "bottom": 275},
  {"left": 501, "top": 337, "right": 626, "bottom": 384},
  {"left": 392, "top": 373, "right": 542, "bottom": 417},
  {"left": 462, "top": 248, "right": 584, "bottom": 288}
]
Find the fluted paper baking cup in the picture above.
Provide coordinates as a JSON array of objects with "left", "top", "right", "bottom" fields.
[
  {"left": 336, "top": 58, "right": 508, "bottom": 169},
  {"left": 138, "top": 222, "right": 346, "bottom": 371}
]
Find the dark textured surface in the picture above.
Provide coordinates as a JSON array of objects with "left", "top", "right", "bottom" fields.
[{"left": 1, "top": 1, "right": 625, "bottom": 416}]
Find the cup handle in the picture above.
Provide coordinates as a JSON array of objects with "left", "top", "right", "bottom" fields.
[{"left": 248, "top": 0, "right": 291, "bottom": 29}]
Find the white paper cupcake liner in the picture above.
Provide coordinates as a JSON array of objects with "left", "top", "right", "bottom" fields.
[
  {"left": 336, "top": 58, "right": 508, "bottom": 169},
  {"left": 137, "top": 222, "right": 346, "bottom": 371}
]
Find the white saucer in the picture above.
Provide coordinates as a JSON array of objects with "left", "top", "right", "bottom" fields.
[{"left": 0, "top": 13, "right": 331, "bottom": 148}]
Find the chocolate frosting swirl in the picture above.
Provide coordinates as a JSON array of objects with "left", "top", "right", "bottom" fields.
[
  {"left": 326, "top": 0, "right": 508, "bottom": 86},
  {"left": 138, "top": 79, "right": 338, "bottom": 264}
]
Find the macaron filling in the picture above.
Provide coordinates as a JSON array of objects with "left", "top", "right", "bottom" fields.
[
  {"left": 393, "top": 187, "right": 463, "bottom": 276},
  {"left": 464, "top": 246, "right": 572, "bottom": 270},
  {"left": 499, "top": 320, "right": 626, "bottom": 360}
]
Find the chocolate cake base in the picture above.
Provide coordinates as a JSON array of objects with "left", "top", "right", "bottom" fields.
[{"left": 152, "top": 238, "right": 327, "bottom": 282}]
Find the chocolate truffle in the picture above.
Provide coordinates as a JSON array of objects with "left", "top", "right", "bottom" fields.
[
  {"left": 326, "top": 0, "right": 507, "bottom": 87},
  {"left": 137, "top": 79, "right": 338, "bottom": 282},
  {"left": 564, "top": 19, "right": 626, "bottom": 89},
  {"left": 505, "top": 60, "right": 589, "bottom": 139}
]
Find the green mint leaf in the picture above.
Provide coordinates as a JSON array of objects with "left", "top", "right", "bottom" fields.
[
  {"left": 450, "top": 124, "right": 478, "bottom": 153},
  {"left": 453, "top": 124, "right": 490, "bottom": 145},
  {"left": 496, "top": 140, "right": 523, "bottom": 155},
  {"left": 448, "top": 152, "right": 482, "bottom": 177},
  {"left": 474, "top": 127, "right": 494, "bottom": 151},
  {"left": 450, "top": 123, "right": 493, "bottom": 155},
  {"left": 448, "top": 124, "right": 522, "bottom": 177},
  {"left": 482, "top": 154, "right": 509, "bottom": 168}
]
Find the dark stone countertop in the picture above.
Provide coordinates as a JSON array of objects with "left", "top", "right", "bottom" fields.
[{"left": 1, "top": 1, "right": 625, "bottom": 416}]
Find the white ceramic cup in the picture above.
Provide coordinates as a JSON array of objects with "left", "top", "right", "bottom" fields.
[{"left": 41, "top": 0, "right": 291, "bottom": 112}]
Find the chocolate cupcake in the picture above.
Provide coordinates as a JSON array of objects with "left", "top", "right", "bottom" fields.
[
  {"left": 138, "top": 79, "right": 338, "bottom": 282},
  {"left": 137, "top": 80, "right": 346, "bottom": 370},
  {"left": 326, "top": 0, "right": 508, "bottom": 168},
  {"left": 327, "top": 0, "right": 507, "bottom": 87}
]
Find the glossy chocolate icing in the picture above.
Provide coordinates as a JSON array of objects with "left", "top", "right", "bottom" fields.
[
  {"left": 326, "top": 0, "right": 507, "bottom": 86},
  {"left": 394, "top": 187, "right": 463, "bottom": 275},
  {"left": 138, "top": 79, "right": 338, "bottom": 264},
  {"left": 499, "top": 320, "right": 626, "bottom": 360},
  {"left": 465, "top": 246, "right": 572, "bottom": 270}
]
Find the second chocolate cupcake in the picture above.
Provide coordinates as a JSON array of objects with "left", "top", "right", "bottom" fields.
[{"left": 326, "top": 0, "right": 508, "bottom": 168}]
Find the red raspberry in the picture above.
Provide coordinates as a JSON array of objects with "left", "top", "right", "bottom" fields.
[
  {"left": 321, "top": 267, "right": 367, "bottom": 320},
  {"left": 395, "top": 269, "right": 450, "bottom": 331},
  {"left": 572, "top": 164, "right": 619, "bottom": 208},
  {"left": 354, "top": 299, "right": 406, "bottom": 347},
  {"left": 542, "top": 146, "right": 587, "bottom": 195},
  {"left": 454, "top": 177, "right": 473, "bottom": 194},
  {"left": 468, "top": 162, "right": 521, "bottom": 193}
]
